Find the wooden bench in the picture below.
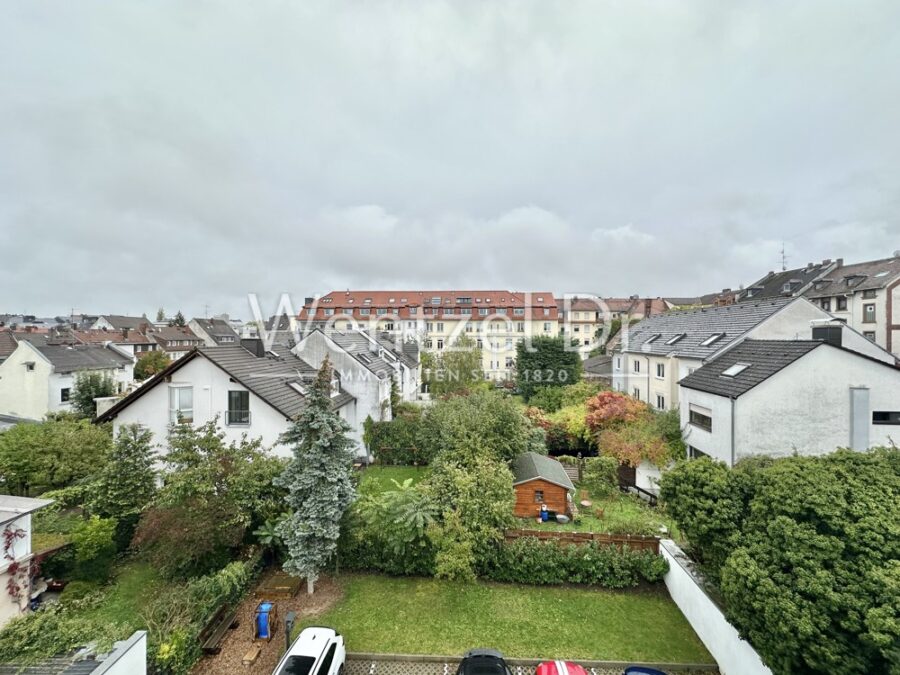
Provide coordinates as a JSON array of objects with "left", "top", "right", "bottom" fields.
[{"left": 199, "top": 605, "right": 238, "bottom": 655}]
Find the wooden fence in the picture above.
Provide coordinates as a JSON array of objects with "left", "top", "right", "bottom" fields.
[{"left": 504, "top": 528, "right": 660, "bottom": 554}]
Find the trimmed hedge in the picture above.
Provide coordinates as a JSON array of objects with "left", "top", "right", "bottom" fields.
[
  {"left": 339, "top": 526, "right": 667, "bottom": 589},
  {"left": 477, "top": 537, "right": 668, "bottom": 588}
]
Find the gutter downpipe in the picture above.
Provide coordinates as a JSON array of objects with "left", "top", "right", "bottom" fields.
[{"left": 730, "top": 396, "right": 736, "bottom": 468}]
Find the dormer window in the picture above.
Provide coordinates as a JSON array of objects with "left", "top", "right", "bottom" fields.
[
  {"left": 722, "top": 363, "right": 750, "bottom": 377},
  {"left": 700, "top": 332, "right": 725, "bottom": 346},
  {"left": 665, "top": 333, "right": 686, "bottom": 345}
]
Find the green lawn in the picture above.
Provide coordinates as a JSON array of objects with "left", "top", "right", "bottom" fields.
[
  {"left": 299, "top": 574, "right": 713, "bottom": 664},
  {"left": 358, "top": 466, "right": 430, "bottom": 495},
  {"left": 522, "top": 492, "right": 680, "bottom": 538},
  {"left": 78, "top": 562, "right": 173, "bottom": 630}
]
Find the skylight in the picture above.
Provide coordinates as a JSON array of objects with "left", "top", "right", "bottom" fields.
[
  {"left": 700, "top": 332, "right": 725, "bottom": 346},
  {"left": 665, "top": 333, "right": 685, "bottom": 345},
  {"left": 722, "top": 363, "right": 750, "bottom": 377},
  {"left": 645, "top": 334, "right": 662, "bottom": 344}
]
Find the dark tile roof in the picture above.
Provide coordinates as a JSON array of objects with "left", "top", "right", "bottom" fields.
[
  {"left": 313, "top": 330, "right": 395, "bottom": 378},
  {"left": 678, "top": 339, "right": 824, "bottom": 398},
  {"left": 619, "top": 297, "right": 796, "bottom": 359},
  {"left": 374, "top": 332, "right": 419, "bottom": 369},
  {"left": 740, "top": 261, "right": 834, "bottom": 300},
  {"left": 34, "top": 344, "right": 132, "bottom": 374},
  {"left": 0, "top": 330, "right": 16, "bottom": 360},
  {"left": 96, "top": 315, "right": 150, "bottom": 330},
  {"left": 96, "top": 344, "right": 354, "bottom": 423},
  {"left": 512, "top": 452, "right": 575, "bottom": 490},
  {"left": 192, "top": 318, "right": 239, "bottom": 343},
  {"left": 804, "top": 255, "right": 900, "bottom": 298},
  {"left": 583, "top": 355, "right": 612, "bottom": 376}
]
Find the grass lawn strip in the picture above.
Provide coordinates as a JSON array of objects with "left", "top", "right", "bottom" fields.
[
  {"left": 299, "top": 574, "right": 713, "bottom": 664},
  {"left": 358, "top": 466, "right": 429, "bottom": 495}
]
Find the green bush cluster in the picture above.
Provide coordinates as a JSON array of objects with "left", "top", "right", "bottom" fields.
[
  {"left": 478, "top": 537, "right": 668, "bottom": 587},
  {"left": 582, "top": 456, "right": 619, "bottom": 498},
  {"left": 660, "top": 449, "right": 900, "bottom": 674},
  {"left": 147, "top": 553, "right": 263, "bottom": 675},
  {"left": 365, "top": 407, "right": 425, "bottom": 465}
]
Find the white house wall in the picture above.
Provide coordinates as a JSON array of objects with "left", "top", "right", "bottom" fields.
[
  {"left": 679, "top": 387, "right": 735, "bottom": 465},
  {"left": 0, "top": 343, "right": 51, "bottom": 420},
  {"left": 111, "top": 356, "right": 297, "bottom": 457},
  {"left": 0, "top": 514, "right": 34, "bottom": 628},
  {"left": 733, "top": 346, "right": 900, "bottom": 461}
]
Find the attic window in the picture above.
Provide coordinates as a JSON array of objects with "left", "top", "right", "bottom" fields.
[
  {"left": 700, "top": 332, "right": 725, "bottom": 346},
  {"left": 321, "top": 298, "right": 332, "bottom": 303},
  {"left": 722, "top": 363, "right": 750, "bottom": 377},
  {"left": 665, "top": 333, "right": 685, "bottom": 345},
  {"left": 388, "top": 298, "right": 395, "bottom": 303},
  {"left": 289, "top": 382, "right": 307, "bottom": 395},
  {"left": 645, "top": 334, "right": 662, "bottom": 344},
  {"left": 24, "top": 362, "right": 35, "bottom": 371},
  {"left": 782, "top": 283, "right": 792, "bottom": 293}
]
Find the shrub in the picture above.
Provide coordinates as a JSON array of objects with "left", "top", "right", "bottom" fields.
[
  {"left": 59, "top": 579, "right": 101, "bottom": 603},
  {"left": 582, "top": 456, "right": 619, "bottom": 498},
  {"left": 662, "top": 449, "right": 900, "bottom": 674},
  {"left": 477, "top": 537, "right": 668, "bottom": 588},
  {"left": 143, "top": 553, "right": 262, "bottom": 675},
  {"left": 71, "top": 515, "right": 117, "bottom": 583},
  {"left": 366, "top": 407, "right": 424, "bottom": 465},
  {"left": 417, "top": 390, "right": 539, "bottom": 465}
]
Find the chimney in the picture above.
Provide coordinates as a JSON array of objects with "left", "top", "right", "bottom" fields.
[
  {"left": 812, "top": 324, "right": 842, "bottom": 348},
  {"left": 835, "top": 258, "right": 844, "bottom": 267},
  {"left": 304, "top": 297, "right": 314, "bottom": 306},
  {"left": 822, "top": 258, "right": 832, "bottom": 266},
  {"left": 122, "top": 328, "right": 129, "bottom": 339},
  {"left": 241, "top": 338, "right": 266, "bottom": 358}
]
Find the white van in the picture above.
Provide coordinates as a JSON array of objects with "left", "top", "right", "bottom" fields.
[{"left": 272, "top": 626, "right": 346, "bottom": 675}]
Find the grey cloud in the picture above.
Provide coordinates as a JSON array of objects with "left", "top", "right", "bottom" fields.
[{"left": 1, "top": 1, "right": 899, "bottom": 318}]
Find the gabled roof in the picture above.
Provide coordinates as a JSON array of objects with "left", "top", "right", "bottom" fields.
[
  {"left": 583, "top": 354, "right": 612, "bottom": 376},
  {"left": 73, "top": 330, "right": 156, "bottom": 346},
  {"left": 374, "top": 332, "right": 419, "bottom": 369},
  {"left": 740, "top": 261, "right": 835, "bottom": 301},
  {"left": 191, "top": 318, "right": 240, "bottom": 343},
  {"left": 96, "top": 315, "right": 150, "bottom": 330},
  {"left": 619, "top": 297, "right": 797, "bottom": 359},
  {"left": 512, "top": 452, "right": 575, "bottom": 490},
  {"left": 308, "top": 329, "right": 395, "bottom": 378},
  {"left": 679, "top": 339, "right": 824, "bottom": 398},
  {"left": 31, "top": 343, "right": 132, "bottom": 374},
  {"left": 804, "top": 255, "right": 900, "bottom": 298},
  {"left": 95, "top": 344, "right": 353, "bottom": 424},
  {"left": 0, "top": 330, "right": 17, "bottom": 361}
]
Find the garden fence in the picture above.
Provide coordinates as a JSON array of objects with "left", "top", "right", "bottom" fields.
[{"left": 504, "top": 528, "right": 660, "bottom": 554}]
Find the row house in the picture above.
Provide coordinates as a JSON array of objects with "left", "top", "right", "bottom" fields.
[
  {"left": 679, "top": 337, "right": 900, "bottom": 466},
  {"left": 611, "top": 296, "right": 893, "bottom": 413},
  {"left": 299, "top": 291, "right": 559, "bottom": 381},
  {"left": 0, "top": 338, "right": 134, "bottom": 421},
  {"left": 802, "top": 254, "right": 900, "bottom": 356}
]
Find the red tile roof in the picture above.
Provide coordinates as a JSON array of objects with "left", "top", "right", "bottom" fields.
[
  {"left": 301, "top": 290, "right": 559, "bottom": 321},
  {"left": 74, "top": 330, "right": 156, "bottom": 345}
]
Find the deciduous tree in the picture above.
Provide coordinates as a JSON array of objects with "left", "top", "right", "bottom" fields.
[
  {"left": 71, "top": 371, "right": 117, "bottom": 418},
  {"left": 134, "top": 350, "right": 170, "bottom": 380},
  {"left": 515, "top": 335, "right": 582, "bottom": 401}
]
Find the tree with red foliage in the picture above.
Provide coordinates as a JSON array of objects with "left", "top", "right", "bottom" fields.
[{"left": 585, "top": 390, "right": 648, "bottom": 430}]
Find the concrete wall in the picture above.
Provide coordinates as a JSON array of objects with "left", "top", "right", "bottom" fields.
[
  {"left": 661, "top": 540, "right": 772, "bottom": 675},
  {"left": 111, "top": 356, "right": 296, "bottom": 456}
]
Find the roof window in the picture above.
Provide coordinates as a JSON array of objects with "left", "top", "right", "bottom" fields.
[
  {"left": 722, "top": 363, "right": 750, "bottom": 377},
  {"left": 700, "top": 332, "right": 725, "bottom": 346},
  {"left": 665, "top": 333, "right": 685, "bottom": 345}
]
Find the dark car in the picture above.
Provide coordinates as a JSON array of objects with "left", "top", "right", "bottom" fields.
[{"left": 456, "top": 649, "right": 513, "bottom": 675}]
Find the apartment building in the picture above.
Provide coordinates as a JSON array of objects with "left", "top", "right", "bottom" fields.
[
  {"left": 299, "top": 291, "right": 559, "bottom": 381},
  {"left": 611, "top": 296, "right": 895, "bottom": 412},
  {"left": 802, "top": 254, "right": 900, "bottom": 356}
]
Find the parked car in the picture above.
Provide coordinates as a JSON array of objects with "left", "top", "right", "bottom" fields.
[
  {"left": 536, "top": 661, "right": 589, "bottom": 675},
  {"left": 272, "top": 626, "right": 346, "bottom": 675},
  {"left": 456, "top": 649, "right": 513, "bottom": 675}
]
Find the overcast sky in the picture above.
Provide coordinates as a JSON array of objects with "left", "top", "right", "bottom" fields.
[{"left": 2, "top": 1, "right": 899, "bottom": 320}]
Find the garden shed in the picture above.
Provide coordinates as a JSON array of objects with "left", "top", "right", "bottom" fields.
[{"left": 511, "top": 452, "right": 575, "bottom": 518}]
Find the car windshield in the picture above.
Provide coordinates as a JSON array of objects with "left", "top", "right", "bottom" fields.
[{"left": 278, "top": 656, "right": 316, "bottom": 675}]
